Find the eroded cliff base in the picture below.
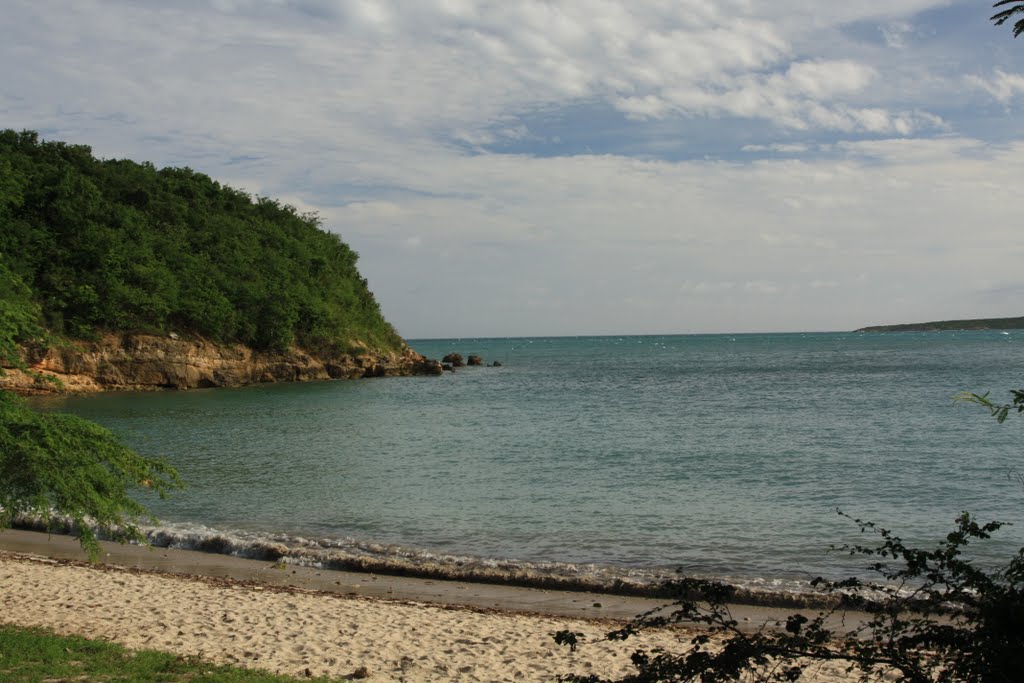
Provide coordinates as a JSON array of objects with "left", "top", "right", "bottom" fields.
[{"left": 1, "top": 333, "right": 442, "bottom": 395}]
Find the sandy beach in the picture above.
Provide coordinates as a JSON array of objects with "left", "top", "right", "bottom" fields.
[{"left": 0, "top": 531, "right": 859, "bottom": 682}]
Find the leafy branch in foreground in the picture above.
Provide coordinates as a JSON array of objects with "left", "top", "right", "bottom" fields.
[
  {"left": 0, "top": 391, "right": 182, "bottom": 560},
  {"left": 955, "top": 389, "right": 1024, "bottom": 424},
  {"left": 1, "top": 255, "right": 182, "bottom": 560},
  {"left": 992, "top": 1, "right": 1024, "bottom": 38},
  {"left": 555, "top": 512, "right": 1024, "bottom": 682}
]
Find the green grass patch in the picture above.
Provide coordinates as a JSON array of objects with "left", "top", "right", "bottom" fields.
[{"left": 0, "top": 624, "right": 341, "bottom": 682}]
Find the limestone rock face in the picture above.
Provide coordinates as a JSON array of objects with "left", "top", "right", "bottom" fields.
[{"left": 2, "top": 334, "right": 442, "bottom": 395}]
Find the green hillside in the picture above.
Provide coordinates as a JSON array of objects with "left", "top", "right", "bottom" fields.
[
  {"left": 0, "top": 130, "right": 403, "bottom": 355},
  {"left": 855, "top": 316, "right": 1024, "bottom": 332}
]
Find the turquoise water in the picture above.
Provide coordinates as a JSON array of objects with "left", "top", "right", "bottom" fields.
[{"left": 34, "top": 331, "right": 1024, "bottom": 595}]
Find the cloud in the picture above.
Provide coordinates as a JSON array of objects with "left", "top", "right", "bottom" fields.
[
  {"left": 682, "top": 281, "right": 737, "bottom": 295},
  {"left": 312, "top": 136, "right": 1024, "bottom": 334},
  {"left": 880, "top": 21, "right": 914, "bottom": 48},
  {"left": 2, "top": 1, "right": 1021, "bottom": 336},
  {"left": 745, "top": 281, "right": 785, "bottom": 295},
  {"left": 616, "top": 58, "right": 945, "bottom": 134},
  {"left": 966, "top": 70, "right": 1024, "bottom": 104},
  {"left": 742, "top": 143, "right": 811, "bottom": 153},
  {"left": 1, "top": 0, "right": 960, "bottom": 152}
]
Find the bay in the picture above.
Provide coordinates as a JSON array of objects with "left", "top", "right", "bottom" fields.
[{"left": 33, "top": 331, "right": 1024, "bottom": 595}]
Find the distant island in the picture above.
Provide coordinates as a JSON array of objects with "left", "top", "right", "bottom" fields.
[
  {"left": 0, "top": 129, "right": 440, "bottom": 393},
  {"left": 855, "top": 316, "right": 1024, "bottom": 333}
]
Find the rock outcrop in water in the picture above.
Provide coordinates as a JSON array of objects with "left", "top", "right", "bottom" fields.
[
  {"left": 442, "top": 353, "right": 465, "bottom": 367},
  {"left": 0, "top": 333, "right": 443, "bottom": 395}
]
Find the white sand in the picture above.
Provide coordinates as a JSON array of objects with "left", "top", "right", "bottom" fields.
[{"left": 0, "top": 551, "right": 857, "bottom": 682}]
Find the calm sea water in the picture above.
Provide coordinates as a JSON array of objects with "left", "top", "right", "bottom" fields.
[{"left": 33, "top": 332, "right": 1024, "bottom": 596}]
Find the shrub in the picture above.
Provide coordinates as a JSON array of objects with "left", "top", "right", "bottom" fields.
[{"left": 556, "top": 511, "right": 1024, "bottom": 682}]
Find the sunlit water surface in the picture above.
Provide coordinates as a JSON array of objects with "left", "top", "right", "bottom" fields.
[{"left": 35, "top": 332, "right": 1024, "bottom": 594}]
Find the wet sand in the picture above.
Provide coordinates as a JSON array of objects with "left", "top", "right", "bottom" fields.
[{"left": 0, "top": 530, "right": 860, "bottom": 681}]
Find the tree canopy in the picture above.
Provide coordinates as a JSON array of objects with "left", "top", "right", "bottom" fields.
[
  {"left": 0, "top": 258, "right": 45, "bottom": 370},
  {"left": 0, "top": 129, "right": 403, "bottom": 355},
  {"left": 0, "top": 390, "right": 181, "bottom": 560},
  {"left": 0, "top": 301, "right": 181, "bottom": 559}
]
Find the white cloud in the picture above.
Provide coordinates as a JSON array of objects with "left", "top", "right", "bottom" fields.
[
  {"left": 1, "top": 0, "right": 960, "bottom": 147},
  {"left": 966, "top": 70, "right": 1024, "bottom": 104},
  {"left": 742, "top": 143, "right": 810, "bottom": 153},
  {"left": 1, "top": 0, "right": 1020, "bottom": 336},
  {"left": 785, "top": 60, "right": 876, "bottom": 99}
]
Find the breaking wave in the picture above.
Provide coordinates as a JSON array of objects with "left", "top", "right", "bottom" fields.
[{"left": 13, "top": 514, "right": 838, "bottom": 608}]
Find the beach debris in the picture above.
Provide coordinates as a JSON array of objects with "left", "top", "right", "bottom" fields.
[{"left": 350, "top": 665, "right": 371, "bottom": 679}]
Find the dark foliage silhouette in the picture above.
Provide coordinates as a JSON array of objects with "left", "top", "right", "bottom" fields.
[
  {"left": 992, "top": 1, "right": 1024, "bottom": 38},
  {"left": 556, "top": 512, "right": 1024, "bottom": 682}
]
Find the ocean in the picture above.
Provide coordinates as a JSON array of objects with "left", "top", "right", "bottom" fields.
[{"left": 31, "top": 331, "right": 1024, "bottom": 602}]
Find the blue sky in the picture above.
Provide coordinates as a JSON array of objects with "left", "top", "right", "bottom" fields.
[{"left": 3, "top": 1, "right": 1024, "bottom": 338}]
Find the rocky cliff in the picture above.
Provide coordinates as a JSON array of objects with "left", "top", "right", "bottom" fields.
[{"left": 0, "top": 334, "right": 442, "bottom": 395}]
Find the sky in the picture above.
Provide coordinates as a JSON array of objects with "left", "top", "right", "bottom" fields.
[{"left": 3, "top": 1, "right": 1024, "bottom": 338}]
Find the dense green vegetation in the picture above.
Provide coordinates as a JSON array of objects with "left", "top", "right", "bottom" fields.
[
  {"left": 1, "top": 285, "right": 181, "bottom": 559},
  {"left": 0, "top": 258, "right": 45, "bottom": 370},
  {"left": 0, "top": 625, "right": 341, "bottom": 682},
  {"left": 0, "top": 129, "right": 403, "bottom": 354},
  {"left": 855, "top": 316, "right": 1024, "bottom": 333},
  {"left": 0, "top": 390, "right": 181, "bottom": 560}
]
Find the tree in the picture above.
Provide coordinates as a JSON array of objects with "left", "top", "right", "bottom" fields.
[
  {"left": 0, "top": 392, "right": 182, "bottom": 560},
  {"left": 0, "top": 259, "right": 44, "bottom": 369},
  {"left": 992, "top": 1, "right": 1024, "bottom": 38},
  {"left": 0, "top": 259, "right": 181, "bottom": 560},
  {"left": 0, "top": 129, "right": 405, "bottom": 354}
]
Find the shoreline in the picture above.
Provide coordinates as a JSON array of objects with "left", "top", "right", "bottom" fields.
[
  {"left": 1, "top": 333, "right": 444, "bottom": 397},
  {"left": 9, "top": 519, "right": 841, "bottom": 610},
  {"left": 0, "top": 529, "right": 666, "bottom": 621},
  {"left": 0, "top": 528, "right": 868, "bottom": 629},
  {"left": 0, "top": 530, "right": 863, "bottom": 682}
]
